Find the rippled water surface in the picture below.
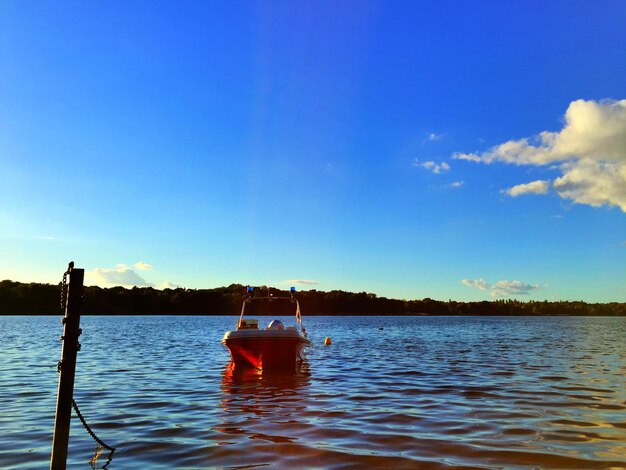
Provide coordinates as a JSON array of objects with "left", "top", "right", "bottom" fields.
[{"left": 1, "top": 315, "right": 626, "bottom": 469}]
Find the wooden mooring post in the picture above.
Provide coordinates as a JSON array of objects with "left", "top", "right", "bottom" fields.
[{"left": 50, "top": 263, "right": 84, "bottom": 470}]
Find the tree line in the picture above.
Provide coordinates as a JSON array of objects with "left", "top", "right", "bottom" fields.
[{"left": 0, "top": 280, "right": 624, "bottom": 316}]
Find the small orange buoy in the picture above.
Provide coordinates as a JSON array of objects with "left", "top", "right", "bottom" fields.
[{"left": 324, "top": 337, "right": 332, "bottom": 346}]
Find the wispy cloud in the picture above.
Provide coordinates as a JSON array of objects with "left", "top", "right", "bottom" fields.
[
  {"left": 461, "top": 278, "right": 489, "bottom": 290},
  {"left": 448, "top": 181, "right": 464, "bottom": 188},
  {"left": 285, "top": 279, "right": 319, "bottom": 285},
  {"left": 413, "top": 159, "right": 450, "bottom": 174},
  {"left": 87, "top": 264, "right": 154, "bottom": 287},
  {"left": 503, "top": 180, "right": 550, "bottom": 197},
  {"left": 428, "top": 132, "right": 444, "bottom": 141},
  {"left": 461, "top": 278, "right": 542, "bottom": 297},
  {"left": 491, "top": 280, "right": 542, "bottom": 297},
  {"left": 134, "top": 261, "right": 153, "bottom": 270},
  {"left": 453, "top": 99, "right": 626, "bottom": 211},
  {"left": 162, "top": 280, "right": 182, "bottom": 289}
]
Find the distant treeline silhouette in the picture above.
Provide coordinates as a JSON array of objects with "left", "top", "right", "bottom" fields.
[{"left": 1, "top": 280, "right": 624, "bottom": 316}]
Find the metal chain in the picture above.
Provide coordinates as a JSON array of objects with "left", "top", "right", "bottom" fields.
[
  {"left": 57, "top": 262, "right": 74, "bottom": 373},
  {"left": 60, "top": 261, "right": 74, "bottom": 315},
  {"left": 72, "top": 399, "right": 116, "bottom": 453},
  {"left": 58, "top": 267, "right": 69, "bottom": 373},
  {"left": 60, "top": 270, "right": 68, "bottom": 315}
]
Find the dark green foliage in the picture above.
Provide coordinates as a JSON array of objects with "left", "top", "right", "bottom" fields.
[
  {"left": 0, "top": 280, "right": 60, "bottom": 314},
  {"left": 0, "top": 280, "right": 624, "bottom": 315}
]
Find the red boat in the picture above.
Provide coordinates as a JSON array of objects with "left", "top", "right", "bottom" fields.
[{"left": 222, "top": 287, "right": 311, "bottom": 370}]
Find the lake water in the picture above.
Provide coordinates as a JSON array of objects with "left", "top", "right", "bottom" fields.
[{"left": 1, "top": 315, "right": 625, "bottom": 469}]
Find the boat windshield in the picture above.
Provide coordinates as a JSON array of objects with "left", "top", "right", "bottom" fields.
[{"left": 243, "top": 297, "right": 297, "bottom": 317}]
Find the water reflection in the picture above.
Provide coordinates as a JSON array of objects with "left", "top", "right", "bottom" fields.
[{"left": 217, "top": 362, "right": 311, "bottom": 444}]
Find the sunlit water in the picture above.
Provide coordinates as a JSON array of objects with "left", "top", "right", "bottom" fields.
[{"left": 1, "top": 315, "right": 625, "bottom": 469}]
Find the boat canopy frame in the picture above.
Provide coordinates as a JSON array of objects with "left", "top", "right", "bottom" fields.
[{"left": 239, "top": 291, "right": 304, "bottom": 331}]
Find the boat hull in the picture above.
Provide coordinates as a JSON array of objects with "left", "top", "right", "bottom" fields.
[{"left": 222, "top": 330, "right": 311, "bottom": 370}]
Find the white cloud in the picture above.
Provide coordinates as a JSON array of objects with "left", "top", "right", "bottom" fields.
[
  {"left": 134, "top": 261, "right": 153, "bottom": 270},
  {"left": 285, "top": 279, "right": 319, "bottom": 285},
  {"left": 453, "top": 99, "right": 626, "bottom": 211},
  {"left": 491, "top": 280, "right": 541, "bottom": 297},
  {"left": 87, "top": 264, "right": 154, "bottom": 287},
  {"left": 461, "top": 278, "right": 489, "bottom": 290},
  {"left": 414, "top": 159, "right": 450, "bottom": 174},
  {"left": 162, "top": 280, "right": 182, "bottom": 289},
  {"left": 503, "top": 180, "right": 550, "bottom": 197},
  {"left": 553, "top": 159, "right": 626, "bottom": 209},
  {"left": 428, "top": 132, "right": 444, "bottom": 141},
  {"left": 448, "top": 181, "right": 464, "bottom": 188},
  {"left": 461, "top": 278, "right": 542, "bottom": 297}
]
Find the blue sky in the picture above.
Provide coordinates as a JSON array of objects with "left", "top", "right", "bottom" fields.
[{"left": 1, "top": 1, "right": 625, "bottom": 302}]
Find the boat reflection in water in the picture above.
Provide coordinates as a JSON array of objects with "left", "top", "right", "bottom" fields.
[{"left": 216, "top": 362, "right": 312, "bottom": 446}]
